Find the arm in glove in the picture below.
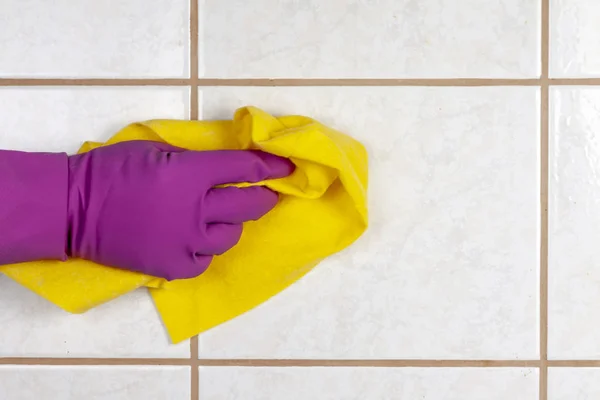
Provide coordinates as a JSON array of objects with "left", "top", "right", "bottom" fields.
[{"left": 0, "top": 141, "right": 294, "bottom": 280}]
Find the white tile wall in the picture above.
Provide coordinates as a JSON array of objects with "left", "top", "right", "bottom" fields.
[
  {"left": 0, "top": 0, "right": 189, "bottom": 78},
  {"left": 202, "top": 0, "right": 540, "bottom": 78},
  {"left": 2, "top": 0, "right": 599, "bottom": 398},
  {"left": 548, "top": 87, "right": 600, "bottom": 359},
  {"left": 198, "top": 86, "right": 540, "bottom": 360},
  {"left": 202, "top": 0, "right": 540, "bottom": 79},
  {"left": 0, "top": 278, "right": 188, "bottom": 358},
  {"left": 0, "top": 87, "right": 189, "bottom": 153},
  {"left": 0, "top": 366, "right": 190, "bottom": 400},
  {"left": 548, "top": 368, "right": 600, "bottom": 400},
  {"left": 199, "top": 367, "right": 539, "bottom": 400},
  {"left": 550, "top": 0, "right": 600, "bottom": 77}
]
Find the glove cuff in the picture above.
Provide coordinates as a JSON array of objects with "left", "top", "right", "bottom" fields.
[{"left": 0, "top": 150, "right": 68, "bottom": 264}]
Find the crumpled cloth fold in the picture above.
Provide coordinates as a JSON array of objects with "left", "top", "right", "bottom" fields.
[{"left": 1, "top": 106, "right": 368, "bottom": 343}]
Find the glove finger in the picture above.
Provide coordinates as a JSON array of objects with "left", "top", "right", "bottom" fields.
[
  {"left": 199, "top": 223, "right": 243, "bottom": 255},
  {"left": 179, "top": 150, "right": 294, "bottom": 186},
  {"left": 204, "top": 186, "right": 279, "bottom": 224}
]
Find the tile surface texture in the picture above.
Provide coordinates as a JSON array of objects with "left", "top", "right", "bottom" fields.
[
  {"left": 550, "top": 0, "right": 600, "bottom": 77},
  {"left": 202, "top": 0, "right": 540, "bottom": 78},
  {"left": 0, "top": 87, "right": 189, "bottom": 153},
  {"left": 198, "top": 86, "right": 540, "bottom": 360},
  {"left": 548, "top": 368, "right": 600, "bottom": 400},
  {"left": 548, "top": 87, "right": 600, "bottom": 359},
  {"left": 0, "top": 87, "right": 189, "bottom": 357},
  {"left": 0, "top": 366, "right": 190, "bottom": 400},
  {"left": 0, "top": 279, "right": 188, "bottom": 358},
  {"left": 0, "top": 0, "right": 189, "bottom": 78},
  {"left": 199, "top": 367, "right": 538, "bottom": 400}
]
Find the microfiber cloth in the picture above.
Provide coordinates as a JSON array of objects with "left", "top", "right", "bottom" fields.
[{"left": 0, "top": 106, "right": 368, "bottom": 343}]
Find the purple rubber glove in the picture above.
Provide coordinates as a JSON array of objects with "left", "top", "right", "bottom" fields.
[{"left": 0, "top": 141, "right": 294, "bottom": 280}]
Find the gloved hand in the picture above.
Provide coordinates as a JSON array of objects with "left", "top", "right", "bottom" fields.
[{"left": 0, "top": 141, "right": 294, "bottom": 280}]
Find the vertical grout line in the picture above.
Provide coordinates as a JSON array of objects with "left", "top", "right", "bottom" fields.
[
  {"left": 539, "top": 85, "right": 549, "bottom": 400},
  {"left": 189, "top": 1, "right": 200, "bottom": 399},
  {"left": 189, "top": 0, "right": 200, "bottom": 120},
  {"left": 191, "top": 337, "right": 199, "bottom": 400},
  {"left": 540, "top": 0, "right": 550, "bottom": 400},
  {"left": 541, "top": 0, "right": 550, "bottom": 79}
]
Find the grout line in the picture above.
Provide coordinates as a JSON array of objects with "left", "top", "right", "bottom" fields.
[
  {"left": 539, "top": 0, "right": 550, "bottom": 399},
  {"left": 549, "top": 361, "right": 600, "bottom": 368},
  {"left": 211, "top": 78, "right": 600, "bottom": 86},
  {"left": 191, "top": 337, "right": 199, "bottom": 400},
  {"left": 1, "top": 77, "right": 600, "bottom": 87},
  {"left": 2, "top": 358, "right": 600, "bottom": 368},
  {"left": 549, "top": 78, "right": 600, "bottom": 85},
  {"left": 0, "top": 358, "right": 538, "bottom": 367},
  {"left": 196, "top": 360, "right": 540, "bottom": 368},
  {"left": 189, "top": 0, "right": 199, "bottom": 120},
  {"left": 194, "top": 78, "right": 542, "bottom": 87},
  {"left": 541, "top": 0, "right": 550, "bottom": 80},
  {"left": 189, "top": 2, "right": 199, "bottom": 400},
  {"left": 0, "top": 358, "right": 192, "bottom": 366},
  {"left": 540, "top": 83, "right": 550, "bottom": 400},
  {"left": 0, "top": 78, "right": 192, "bottom": 86},
  {"left": 190, "top": 0, "right": 199, "bottom": 85}
]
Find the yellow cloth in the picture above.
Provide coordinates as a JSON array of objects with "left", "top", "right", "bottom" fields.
[{"left": 1, "top": 106, "right": 368, "bottom": 343}]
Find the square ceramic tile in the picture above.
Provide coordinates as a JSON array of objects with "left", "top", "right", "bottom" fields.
[
  {"left": 550, "top": 0, "right": 600, "bottom": 77},
  {"left": 199, "top": 367, "right": 538, "bottom": 400},
  {"left": 548, "top": 87, "right": 600, "bottom": 359},
  {"left": 0, "top": 87, "right": 189, "bottom": 153},
  {"left": 549, "top": 368, "right": 600, "bottom": 400},
  {"left": 202, "top": 0, "right": 540, "bottom": 78},
  {"left": 198, "top": 87, "right": 540, "bottom": 359},
  {"left": 0, "top": 87, "right": 190, "bottom": 357},
  {"left": 0, "top": 278, "right": 188, "bottom": 357},
  {"left": 0, "top": 366, "right": 190, "bottom": 400},
  {"left": 0, "top": 0, "right": 188, "bottom": 78}
]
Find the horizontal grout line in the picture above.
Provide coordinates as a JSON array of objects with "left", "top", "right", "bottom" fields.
[
  {"left": 0, "top": 78, "right": 192, "bottom": 86},
  {"left": 1, "top": 77, "right": 600, "bottom": 87},
  {"left": 206, "top": 78, "right": 600, "bottom": 86},
  {"left": 195, "top": 78, "right": 542, "bottom": 87},
  {"left": 548, "top": 360, "right": 600, "bottom": 368},
  {"left": 0, "top": 78, "right": 540, "bottom": 87},
  {"left": 0, "top": 358, "right": 192, "bottom": 366},
  {"left": 549, "top": 78, "right": 600, "bottom": 85},
  {"left": 2, "top": 358, "right": 600, "bottom": 368},
  {"left": 196, "top": 359, "right": 540, "bottom": 368},
  {"left": 0, "top": 358, "right": 537, "bottom": 367}
]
